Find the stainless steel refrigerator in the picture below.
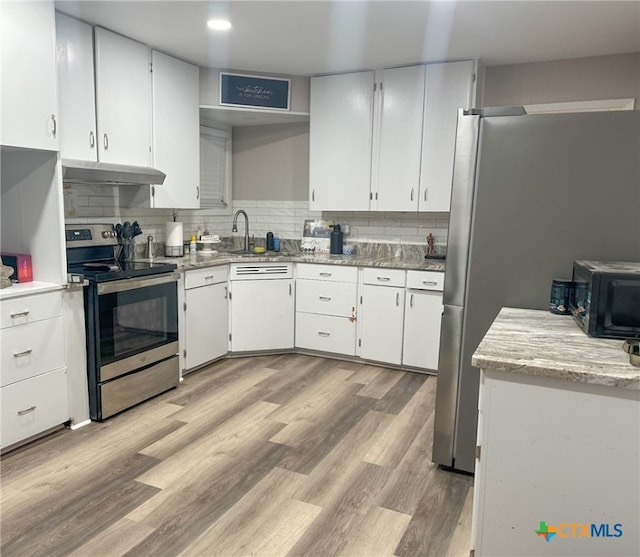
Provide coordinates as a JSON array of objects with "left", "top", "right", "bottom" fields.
[{"left": 432, "top": 108, "right": 640, "bottom": 473}]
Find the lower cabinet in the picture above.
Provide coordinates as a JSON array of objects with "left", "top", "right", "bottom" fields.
[
  {"left": 229, "top": 263, "right": 294, "bottom": 352},
  {"left": 0, "top": 290, "right": 68, "bottom": 449},
  {"left": 184, "top": 266, "right": 229, "bottom": 371},
  {"left": 402, "top": 271, "right": 444, "bottom": 370},
  {"left": 295, "top": 263, "right": 358, "bottom": 356},
  {"left": 358, "top": 269, "right": 406, "bottom": 365}
]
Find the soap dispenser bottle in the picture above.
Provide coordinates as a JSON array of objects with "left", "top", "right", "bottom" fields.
[{"left": 330, "top": 224, "right": 343, "bottom": 255}]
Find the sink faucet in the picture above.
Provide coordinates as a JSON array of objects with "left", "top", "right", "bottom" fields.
[{"left": 232, "top": 209, "right": 250, "bottom": 251}]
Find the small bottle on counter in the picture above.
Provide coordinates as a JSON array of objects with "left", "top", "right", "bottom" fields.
[
  {"left": 190, "top": 234, "right": 197, "bottom": 255},
  {"left": 273, "top": 235, "right": 280, "bottom": 252}
]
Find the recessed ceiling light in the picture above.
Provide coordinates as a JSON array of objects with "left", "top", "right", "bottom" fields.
[{"left": 207, "top": 19, "right": 232, "bottom": 31}]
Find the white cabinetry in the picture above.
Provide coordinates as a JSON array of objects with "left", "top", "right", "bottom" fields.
[
  {"left": 184, "top": 266, "right": 229, "bottom": 371},
  {"left": 309, "top": 61, "right": 475, "bottom": 212},
  {"left": 359, "top": 268, "right": 406, "bottom": 365},
  {"left": 402, "top": 270, "right": 444, "bottom": 370},
  {"left": 419, "top": 60, "right": 474, "bottom": 211},
  {"left": 229, "top": 264, "right": 294, "bottom": 352},
  {"left": 1, "top": 0, "right": 58, "bottom": 151},
  {"left": 0, "top": 291, "right": 68, "bottom": 449},
  {"left": 374, "top": 65, "right": 426, "bottom": 211},
  {"left": 56, "top": 13, "right": 98, "bottom": 160},
  {"left": 94, "top": 27, "right": 151, "bottom": 166},
  {"left": 122, "top": 51, "right": 201, "bottom": 208},
  {"left": 295, "top": 264, "right": 358, "bottom": 355},
  {"left": 309, "top": 72, "right": 374, "bottom": 211}
]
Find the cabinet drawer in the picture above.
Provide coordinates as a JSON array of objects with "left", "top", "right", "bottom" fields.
[
  {"left": 296, "top": 279, "right": 357, "bottom": 318},
  {"left": 185, "top": 265, "right": 228, "bottom": 289},
  {"left": 1, "top": 316, "right": 66, "bottom": 387},
  {"left": 0, "top": 290, "right": 62, "bottom": 329},
  {"left": 1, "top": 367, "right": 69, "bottom": 449},
  {"left": 406, "top": 270, "right": 445, "bottom": 291},
  {"left": 296, "top": 263, "right": 358, "bottom": 283},
  {"left": 295, "top": 313, "right": 357, "bottom": 356},
  {"left": 362, "top": 268, "right": 406, "bottom": 287}
]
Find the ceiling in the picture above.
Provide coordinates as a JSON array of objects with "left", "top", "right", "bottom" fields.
[{"left": 55, "top": 1, "right": 640, "bottom": 76}]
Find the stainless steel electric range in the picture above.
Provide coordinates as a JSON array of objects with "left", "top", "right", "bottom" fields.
[{"left": 66, "top": 223, "right": 180, "bottom": 421}]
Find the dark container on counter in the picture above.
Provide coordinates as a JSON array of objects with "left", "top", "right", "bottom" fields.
[
  {"left": 266, "top": 231, "right": 274, "bottom": 250},
  {"left": 549, "top": 278, "right": 573, "bottom": 314},
  {"left": 330, "top": 224, "right": 343, "bottom": 255}
]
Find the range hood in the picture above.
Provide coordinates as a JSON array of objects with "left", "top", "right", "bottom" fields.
[{"left": 61, "top": 159, "right": 166, "bottom": 186}]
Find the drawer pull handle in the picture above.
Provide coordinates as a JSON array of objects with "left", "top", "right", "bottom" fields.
[
  {"left": 377, "top": 276, "right": 391, "bottom": 282},
  {"left": 10, "top": 310, "right": 30, "bottom": 318},
  {"left": 423, "top": 280, "right": 438, "bottom": 286},
  {"left": 319, "top": 296, "right": 332, "bottom": 301},
  {"left": 319, "top": 272, "right": 332, "bottom": 277},
  {"left": 205, "top": 275, "right": 214, "bottom": 281},
  {"left": 318, "top": 331, "right": 331, "bottom": 337},
  {"left": 17, "top": 405, "right": 36, "bottom": 416},
  {"left": 13, "top": 349, "right": 33, "bottom": 358}
]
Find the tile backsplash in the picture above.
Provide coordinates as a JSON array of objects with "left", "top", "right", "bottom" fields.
[{"left": 63, "top": 185, "right": 449, "bottom": 250}]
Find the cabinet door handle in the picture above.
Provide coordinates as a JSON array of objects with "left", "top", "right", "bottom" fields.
[
  {"left": 312, "top": 189, "right": 315, "bottom": 202},
  {"left": 423, "top": 280, "right": 438, "bottom": 286},
  {"left": 396, "top": 292, "right": 400, "bottom": 306},
  {"left": 318, "top": 331, "right": 330, "bottom": 337},
  {"left": 89, "top": 130, "right": 95, "bottom": 148},
  {"left": 17, "top": 405, "right": 36, "bottom": 416},
  {"left": 196, "top": 186, "right": 200, "bottom": 200},
  {"left": 410, "top": 187, "right": 414, "bottom": 201},
  {"left": 289, "top": 283, "right": 292, "bottom": 296},
  {"left": 424, "top": 188, "right": 428, "bottom": 202},
  {"left": 319, "top": 272, "right": 332, "bottom": 277},
  {"left": 410, "top": 293, "right": 414, "bottom": 307},
  {"left": 51, "top": 114, "right": 57, "bottom": 137},
  {"left": 224, "top": 286, "right": 228, "bottom": 299},
  {"left": 103, "top": 133, "right": 109, "bottom": 150},
  {"left": 319, "top": 296, "right": 331, "bottom": 301},
  {"left": 13, "top": 349, "right": 33, "bottom": 358},
  {"left": 376, "top": 276, "right": 391, "bottom": 282},
  {"left": 10, "top": 310, "right": 30, "bottom": 318}
]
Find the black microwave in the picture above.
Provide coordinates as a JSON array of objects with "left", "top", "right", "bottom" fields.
[{"left": 569, "top": 260, "right": 640, "bottom": 339}]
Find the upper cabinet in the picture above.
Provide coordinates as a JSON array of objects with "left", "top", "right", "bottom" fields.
[
  {"left": 1, "top": 1, "right": 59, "bottom": 151},
  {"left": 309, "top": 71, "right": 374, "bottom": 212},
  {"left": 94, "top": 28, "right": 152, "bottom": 166},
  {"left": 56, "top": 13, "right": 97, "bottom": 160},
  {"left": 309, "top": 60, "right": 476, "bottom": 212},
  {"left": 150, "top": 51, "right": 200, "bottom": 209},
  {"left": 419, "top": 60, "right": 474, "bottom": 212},
  {"left": 56, "top": 17, "right": 152, "bottom": 166}
]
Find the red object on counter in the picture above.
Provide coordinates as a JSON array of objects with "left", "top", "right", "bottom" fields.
[{"left": 1, "top": 253, "right": 33, "bottom": 282}]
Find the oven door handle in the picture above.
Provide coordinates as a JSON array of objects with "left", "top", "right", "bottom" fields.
[{"left": 97, "top": 272, "right": 180, "bottom": 295}]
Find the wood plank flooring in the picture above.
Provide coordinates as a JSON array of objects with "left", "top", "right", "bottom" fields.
[{"left": 1, "top": 354, "right": 473, "bottom": 557}]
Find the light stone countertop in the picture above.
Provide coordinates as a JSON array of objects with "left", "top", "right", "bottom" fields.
[
  {"left": 472, "top": 307, "right": 640, "bottom": 390},
  {"left": 141, "top": 251, "right": 446, "bottom": 273}
]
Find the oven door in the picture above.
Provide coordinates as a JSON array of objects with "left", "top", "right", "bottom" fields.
[{"left": 96, "top": 273, "right": 179, "bottom": 381}]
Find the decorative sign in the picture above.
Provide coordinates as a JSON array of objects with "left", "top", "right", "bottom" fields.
[{"left": 220, "top": 72, "right": 290, "bottom": 110}]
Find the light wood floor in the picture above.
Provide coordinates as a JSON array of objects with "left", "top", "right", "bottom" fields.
[{"left": 1, "top": 354, "right": 473, "bottom": 557}]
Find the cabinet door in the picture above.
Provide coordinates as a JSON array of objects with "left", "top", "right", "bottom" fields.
[
  {"left": 309, "top": 71, "right": 374, "bottom": 211},
  {"left": 185, "top": 282, "right": 228, "bottom": 370},
  {"left": 402, "top": 290, "right": 443, "bottom": 370},
  {"left": 56, "top": 13, "right": 98, "bottom": 161},
  {"left": 0, "top": 1, "right": 58, "bottom": 150},
  {"left": 419, "top": 61, "right": 474, "bottom": 212},
  {"left": 374, "top": 65, "right": 426, "bottom": 211},
  {"left": 152, "top": 51, "right": 200, "bottom": 208},
  {"left": 359, "top": 285, "right": 405, "bottom": 365},
  {"left": 230, "top": 280, "right": 294, "bottom": 352},
  {"left": 94, "top": 28, "right": 151, "bottom": 166}
]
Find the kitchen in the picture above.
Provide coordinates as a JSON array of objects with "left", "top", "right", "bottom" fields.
[{"left": 1, "top": 1, "right": 640, "bottom": 556}]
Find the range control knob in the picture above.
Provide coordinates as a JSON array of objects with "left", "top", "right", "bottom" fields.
[{"left": 102, "top": 231, "right": 112, "bottom": 238}]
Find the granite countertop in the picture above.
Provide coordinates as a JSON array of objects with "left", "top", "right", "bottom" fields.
[
  {"left": 472, "top": 307, "right": 640, "bottom": 390},
  {"left": 141, "top": 251, "right": 446, "bottom": 272}
]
